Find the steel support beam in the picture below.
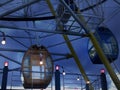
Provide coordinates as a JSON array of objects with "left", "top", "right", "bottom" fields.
[
  {"left": 53, "top": 55, "right": 73, "bottom": 62},
  {"left": 113, "top": 0, "right": 120, "bottom": 5},
  {"left": 0, "top": 16, "right": 55, "bottom": 21},
  {"left": 46, "top": 0, "right": 94, "bottom": 90},
  {"left": 0, "top": 0, "right": 40, "bottom": 17},
  {"left": 80, "top": 0, "right": 107, "bottom": 12},
  {"left": 62, "top": 35, "right": 94, "bottom": 90},
  {"left": 8, "top": 67, "right": 21, "bottom": 72},
  {"left": 60, "top": 0, "right": 120, "bottom": 89},
  {"left": 9, "top": 36, "right": 29, "bottom": 48},
  {"left": 0, "top": 33, "right": 55, "bottom": 40},
  {"left": 0, "top": 0, "right": 13, "bottom": 7},
  {"left": 0, "top": 48, "right": 72, "bottom": 57},
  {"left": 0, "top": 53, "right": 21, "bottom": 65},
  {"left": 0, "top": 35, "right": 35, "bottom": 39},
  {"left": 0, "top": 25, "right": 86, "bottom": 36},
  {"left": 47, "top": 37, "right": 82, "bottom": 48}
]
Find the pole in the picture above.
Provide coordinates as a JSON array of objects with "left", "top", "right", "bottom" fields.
[
  {"left": 1, "top": 62, "right": 9, "bottom": 89},
  {"left": 86, "top": 84, "right": 90, "bottom": 90},
  {"left": 100, "top": 69, "right": 108, "bottom": 90},
  {"left": 55, "top": 65, "right": 61, "bottom": 90}
]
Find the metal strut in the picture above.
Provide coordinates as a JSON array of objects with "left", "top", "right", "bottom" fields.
[
  {"left": 46, "top": 0, "right": 94, "bottom": 90},
  {"left": 59, "top": 0, "right": 120, "bottom": 90}
]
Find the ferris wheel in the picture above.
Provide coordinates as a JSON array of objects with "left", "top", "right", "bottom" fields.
[{"left": 0, "top": 0, "right": 120, "bottom": 89}]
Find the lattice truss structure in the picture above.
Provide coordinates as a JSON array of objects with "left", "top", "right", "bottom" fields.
[{"left": 0, "top": 0, "right": 120, "bottom": 89}]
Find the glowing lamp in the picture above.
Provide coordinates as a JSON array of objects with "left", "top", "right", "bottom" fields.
[
  {"left": 62, "top": 70, "right": 66, "bottom": 75},
  {"left": 0, "top": 32, "right": 6, "bottom": 45},
  {"left": 77, "top": 77, "right": 80, "bottom": 81},
  {"left": 55, "top": 65, "right": 60, "bottom": 70},
  {"left": 101, "top": 69, "right": 105, "bottom": 73},
  {"left": 4, "top": 61, "right": 8, "bottom": 66},
  {"left": 86, "top": 81, "right": 90, "bottom": 84},
  {"left": 40, "top": 60, "right": 43, "bottom": 65},
  {"left": 1, "top": 37, "right": 6, "bottom": 45}
]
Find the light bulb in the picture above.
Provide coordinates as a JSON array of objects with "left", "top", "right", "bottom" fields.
[
  {"left": 77, "top": 77, "right": 80, "bottom": 81},
  {"left": 55, "top": 65, "right": 60, "bottom": 70},
  {"left": 40, "top": 60, "right": 43, "bottom": 65},
  {"left": 62, "top": 71, "right": 66, "bottom": 75},
  {"left": 39, "top": 53, "right": 43, "bottom": 65},
  {"left": 100, "top": 69, "right": 105, "bottom": 73},
  {"left": 1, "top": 39, "right": 6, "bottom": 45},
  {"left": 0, "top": 32, "right": 6, "bottom": 45},
  {"left": 86, "top": 81, "right": 90, "bottom": 84},
  {"left": 4, "top": 61, "right": 8, "bottom": 66}
]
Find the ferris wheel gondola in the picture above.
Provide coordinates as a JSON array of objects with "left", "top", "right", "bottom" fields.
[{"left": 21, "top": 45, "right": 54, "bottom": 89}]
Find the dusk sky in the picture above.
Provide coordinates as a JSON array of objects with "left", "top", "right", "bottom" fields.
[{"left": 0, "top": 0, "right": 120, "bottom": 90}]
